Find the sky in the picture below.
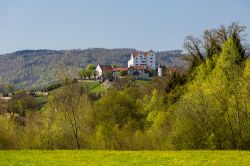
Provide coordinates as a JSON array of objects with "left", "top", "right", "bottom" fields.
[{"left": 0, "top": 0, "right": 250, "bottom": 54}]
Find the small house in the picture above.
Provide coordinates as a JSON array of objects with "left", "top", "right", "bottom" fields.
[{"left": 96, "top": 64, "right": 115, "bottom": 81}]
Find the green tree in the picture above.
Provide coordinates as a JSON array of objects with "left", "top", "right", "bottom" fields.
[
  {"left": 6, "top": 83, "right": 14, "bottom": 94},
  {"left": 86, "top": 64, "right": 96, "bottom": 71},
  {"left": 49, "top": 83, "right": 93, "bottom": 149},
  {"left": 138, "top": 89, "right": 172, "bottom": 149},
  {"left": 183, "top": 22, "right": 247, "bottom": 71},
  {"left": 174, "top": 38, "right": 249, "bottom": 150},
  {"left": 79, "top": 64, "right": 96, "bottom": 79},
  {"left": 118, "top": 70, "right": 127, "bottom": 76},
  {"left": 112, "top": 64, "right": 118, "bottom": 68},
  {"left": 94, "top": 88, "right": 144, "bottom": 149},
  {"left": 79, "top": 69, "right": 86, "bottom": 80}
]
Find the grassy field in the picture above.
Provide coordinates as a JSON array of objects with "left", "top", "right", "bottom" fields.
[
  {"left": 0, "top": 150, "right": 249, "bottom": 165},
  {"left": 78, "top": 80, "right": 105, "bottom": 93}
]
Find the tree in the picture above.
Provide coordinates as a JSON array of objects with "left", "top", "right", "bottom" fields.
[
  {"left": 203, "top": 29, "right": 222, "bottom": 59},
  {"left": 7, "top": 91, "right": 37, "bottom": 123},
  {"left": 0, "top": 116, "right": 17, "bottom": 149},
  {"left": 118, "top": 70, "right": 127, "bottom": 76},
  {"left": 79, "top": 69, "right": 86, "bottom": 80},
  {"left": 0, "top": 83, "right": 4, "bottom": 94},
  {"left": 112, "top": 64, "right": 118, "bottom": 68},
  {"left": 6, "top": 83, "right": 14, "bottom": 94},
  {"left": 184, "top": 35, "right": 205, "bottom": 68},
  {"left": 86, "top": 64, "right": 96, "bottom": 71},
  {"left": 50, "top": 83, "right": 93, "bottom": 149},
  {"left": 79, "top": 64, "right": 96, "bottom": 80},
  {"left": 174, "top": 38, "right": 249, "bottom": 150},
  {"left": 137, "top": 89, "right": 172, "bottom": 149},
  {"left": 94, "top": 88, "right": 145, "bottom": 149},
  {"left": 183, "top": 22, "right": 248, "bottom": 71},
  {"left": 85, "top": 70, "right": 92, "bottom": 79},
  {"left": 217, "top": 38, "right": 248, "bottom": 149}
]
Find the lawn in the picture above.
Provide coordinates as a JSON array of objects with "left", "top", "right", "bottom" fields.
[
  {"left": 0, "top": 150, "right": 249, "bottom": 166},
  {"left": 78, "top": 80, "right": 105, "bottom": 93}
]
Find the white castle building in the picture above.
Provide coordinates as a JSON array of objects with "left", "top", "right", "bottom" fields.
[{"left": 128, "top": 50, "right": 156, "bottom": 69}]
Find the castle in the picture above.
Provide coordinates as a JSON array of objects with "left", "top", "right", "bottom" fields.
[
  {"left": 128, "top": 50, "right": 156, "bottom": 69},
  {"left": 96, "top": 50, "right": 160, "bottom": 81}
]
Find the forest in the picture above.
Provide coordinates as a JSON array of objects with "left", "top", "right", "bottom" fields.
[{"left": 0, "top": 23, "right": 249, "bottom": 150}]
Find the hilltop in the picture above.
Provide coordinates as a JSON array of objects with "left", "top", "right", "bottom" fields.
[{"left": 0, "top": 48, "right": 186, "bottom": 90}]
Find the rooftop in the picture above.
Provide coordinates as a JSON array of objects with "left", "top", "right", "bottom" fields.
[
  {"left": 132, "top": 51, "right": 153, "bottom": 58},
  {"left": 98, "top": 65, "right": 114, "bottom": 72},
  {"left": 129, "top": 65, "right": 146, "bottom": 70},
  {"left": 114, "top": 68, "right": 128, "bottom": 71}
]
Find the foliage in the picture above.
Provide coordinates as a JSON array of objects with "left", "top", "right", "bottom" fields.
[
  {"left": 184, "top": 22, "right": 248, "bottom": 70},
  {"left": 118, "top": 70, "right": 127, "bottom": 76},
  {"left": 173, "top": 38, "right": 250, "bottom": 150}
]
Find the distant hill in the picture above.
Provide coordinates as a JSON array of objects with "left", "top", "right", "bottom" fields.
[{"left": 0, "top": 48, "right": 187, "bottom": 90}]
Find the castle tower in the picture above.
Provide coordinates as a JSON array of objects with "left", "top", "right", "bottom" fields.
[{"left": 157, "top": 61, "right": 162, "bottom": 77}]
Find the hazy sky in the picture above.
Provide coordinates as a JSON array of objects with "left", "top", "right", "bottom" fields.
[{"left": 0, "top": 0, "right": 249, "bottom": 54}]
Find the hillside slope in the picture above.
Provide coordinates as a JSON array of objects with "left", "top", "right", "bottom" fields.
[{"left": 0, "top": 48, "right": 187, "bottom": 90}]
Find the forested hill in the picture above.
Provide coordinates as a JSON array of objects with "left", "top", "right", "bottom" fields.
[{"left": 0, "top": 48, "right": 186, "bottom": 90}]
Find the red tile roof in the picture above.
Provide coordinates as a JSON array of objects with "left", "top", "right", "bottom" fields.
[
  {"left": 99, "top": 65, "right": 114, "bottom": 72},
  {"left": 129, "top": 65, "right": 145, "bottom": 70},
  {"left": 132, "top": 51, "right": 150, "bottom": 58},
  {"left": 167, "top": 67, "right": 178, "bottom": 72},
  {"left": 115, "top": 68, "right": 128, "bottom": 71}
]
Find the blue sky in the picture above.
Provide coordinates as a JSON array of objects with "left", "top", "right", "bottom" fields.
[{"left": 0, "top": 0, "right": 249, "bottom": 54}]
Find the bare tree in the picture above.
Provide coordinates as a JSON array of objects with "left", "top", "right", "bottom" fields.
[
  {"left": 183, "top": 22, "right": 248, "bottom": 69},
  {"left": 203, "top": 29, "right": 221, "bottom": 59},
  {"left": 183, "top": 35, "right": 205, "bottom": 68}
]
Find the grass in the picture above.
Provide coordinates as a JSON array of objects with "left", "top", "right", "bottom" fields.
[
  {"left": 32, "top": 80, "right": 104, "bottom": 109},
  {"left": 0, "top": 150, "right": 249, "bottom": 166},
  {"left": 35, "top": 96, "right": 48, "bottom": 105},
  {"left": 78, "top": 80, "right": 105, "bottom": 93},
  {"left": 90, "top": 83, "right": 105, "bottom": 93},
  {"left": 135, "top": 80, "right": 150, "bottom": 86}
]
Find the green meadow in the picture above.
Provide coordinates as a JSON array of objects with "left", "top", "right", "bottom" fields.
[
  {"left": 78, "top": 80, "right": 105, "bottom": 93},
  {"left": 0, "top": 150, "right": 249, "bottom": 166}
]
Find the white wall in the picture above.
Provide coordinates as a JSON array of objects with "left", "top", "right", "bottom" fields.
[
  {"left": 158, "top": 67, "right": 162, "bottom": 77},
  {"left": 147, "top": 51, "right": 156, "bottom": 69},
  {"left": 96, "top": 65, "right": 102, "bottom": 76},
  {"left": 128, "top": 51, "right": 156, "bottom": 69},
  {"left": 128, "top": 55, "right": 134, "bottom": 67}
]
